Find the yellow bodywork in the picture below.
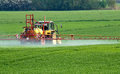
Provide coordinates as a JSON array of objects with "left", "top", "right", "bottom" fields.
[
  {"left": 34, "top": 28, "right": 52, "bottom": 35},
  {"left": 33, "top": 28, "right": 61, "bottom": 44},
  {"left": 45, "top": 30, "right": 52, "bottom": 35},
  {"left": 34, "top": 28, "right": 43, "bottom": 34}
]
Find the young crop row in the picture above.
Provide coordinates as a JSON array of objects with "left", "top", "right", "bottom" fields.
[{"left": 0, "top": 10, "right": 120, "bottom": 36}]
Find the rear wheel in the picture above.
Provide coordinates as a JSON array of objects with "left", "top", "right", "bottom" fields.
[
  {"left": 52, "top": 32, "right": 57, "bottom": 45},
  {"left": 57, "top": 37, "right": 62, "bottom": 44}
]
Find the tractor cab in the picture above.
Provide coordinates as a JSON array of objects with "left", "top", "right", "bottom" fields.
[
  {"left": 20, "top": 14, "right": 61, "bottom": 45},
  {"left": 34, "top": 21, "right": 58, "bottom": 35},
  {"left": 35, "top": 21, "right": 54, "bottom": 30}
]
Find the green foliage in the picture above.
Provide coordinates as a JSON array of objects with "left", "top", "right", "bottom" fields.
[
  {"left": 106, "top": 0, "right": 116, "bottom": 8},
  {"left": 31, "top": 0, "right": 108, "bottom": 10},
  {"left": 0, "top": 0, "right": 32, "bottom": 11},
  {"left": 0, "top": 44, "right": 120, "bottom": 73},
  {"left": 0, "top": 10, "right": 120, "bottom": 36},
  {"left": 99, "top": 0, "right": 107, "bottom": 8},
  {"left": 0, "top": 0, "right": 116, "bottom": 10}
]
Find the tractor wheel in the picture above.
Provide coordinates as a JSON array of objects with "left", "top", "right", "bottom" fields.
[
  {"left": 57, "top": 37, "right": 62, "bottom": 44},
  {"left": 52, "top": 33, "right": 57, "bottom": 45}
]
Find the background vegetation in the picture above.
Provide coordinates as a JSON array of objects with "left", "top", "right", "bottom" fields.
[{"left": 0, "top": 0, "right": 117, "bottom": 11}]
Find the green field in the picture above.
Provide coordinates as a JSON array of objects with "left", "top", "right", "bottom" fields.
[
  {"left": 0, "top": 10, "right": 120, "bottom": 74},
  {"left": 0, "top": 10, "right": 120, "bottom": 35},
  {"left": 0, "top": 45, "right": 120, "bottom": 74}
]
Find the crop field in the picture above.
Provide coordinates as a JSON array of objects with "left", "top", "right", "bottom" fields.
[
  {"left": 0, "top": 10, "right": 120, "bottom": 35},
  {"left": 0, "top": 10, "right": 120, "bottom": 73}
]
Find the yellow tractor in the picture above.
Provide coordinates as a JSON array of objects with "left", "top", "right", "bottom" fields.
[{"left": 20, "top": 14, "right": 61, "bottom": 45}]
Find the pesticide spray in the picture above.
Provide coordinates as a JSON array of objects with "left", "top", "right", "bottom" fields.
[{"left": 0, "top": 40, "right": 119, "bottom": 47}]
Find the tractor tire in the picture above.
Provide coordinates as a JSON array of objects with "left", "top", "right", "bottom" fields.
[
  {"left": 57, "top": 37, "right": 62, "bottom": 44},
  {"left": 52, "top": 33, "right": 57, "bottom": 45}
]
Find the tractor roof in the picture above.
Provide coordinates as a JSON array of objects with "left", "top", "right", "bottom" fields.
[
  {"left": 35, "top": 21, "right": 54, "bottom": 26},
  {"left": 37, "top": 21, "right": 53, "bottom": 23}
]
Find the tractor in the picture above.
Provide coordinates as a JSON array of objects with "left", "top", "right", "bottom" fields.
[
  {"left": 0, "top": 14, "right": 120, "bottom": 46},
  {"left": 20, "top": 14, "right": 61, "bottom": 45}
]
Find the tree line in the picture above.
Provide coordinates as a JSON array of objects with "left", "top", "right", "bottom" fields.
[
  {"left": 0, "top": 0, "right": 116, "bottom": 11},
  {"left": 116, "top": 0, "right": 120, "bottom": 3}
]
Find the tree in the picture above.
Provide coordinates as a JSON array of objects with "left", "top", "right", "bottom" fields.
[
  {"left": 0, "top": 0, "right": 32, "bottom": 11},
  {"left": 99, "top": 0, "right": 107, "bottom": 8},
  {"left": 106, "top": 0, "right": 116, "bottom": 8},
  {"left": 0, "top": 0, "right": 117, "bottom": 11}
]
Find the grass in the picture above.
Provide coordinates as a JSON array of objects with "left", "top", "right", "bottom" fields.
[
  {"left": 0, "top": 10, "right": 120, "bottom": 35},
  {"left": 0, "top": 44, "right": 120, "bottom": 74},
  {"left": 0, "top": 10, "right": 120, "bottom": 73},
  {"left": 117, "top": 3, "right": 120, "bottom": 7}
]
